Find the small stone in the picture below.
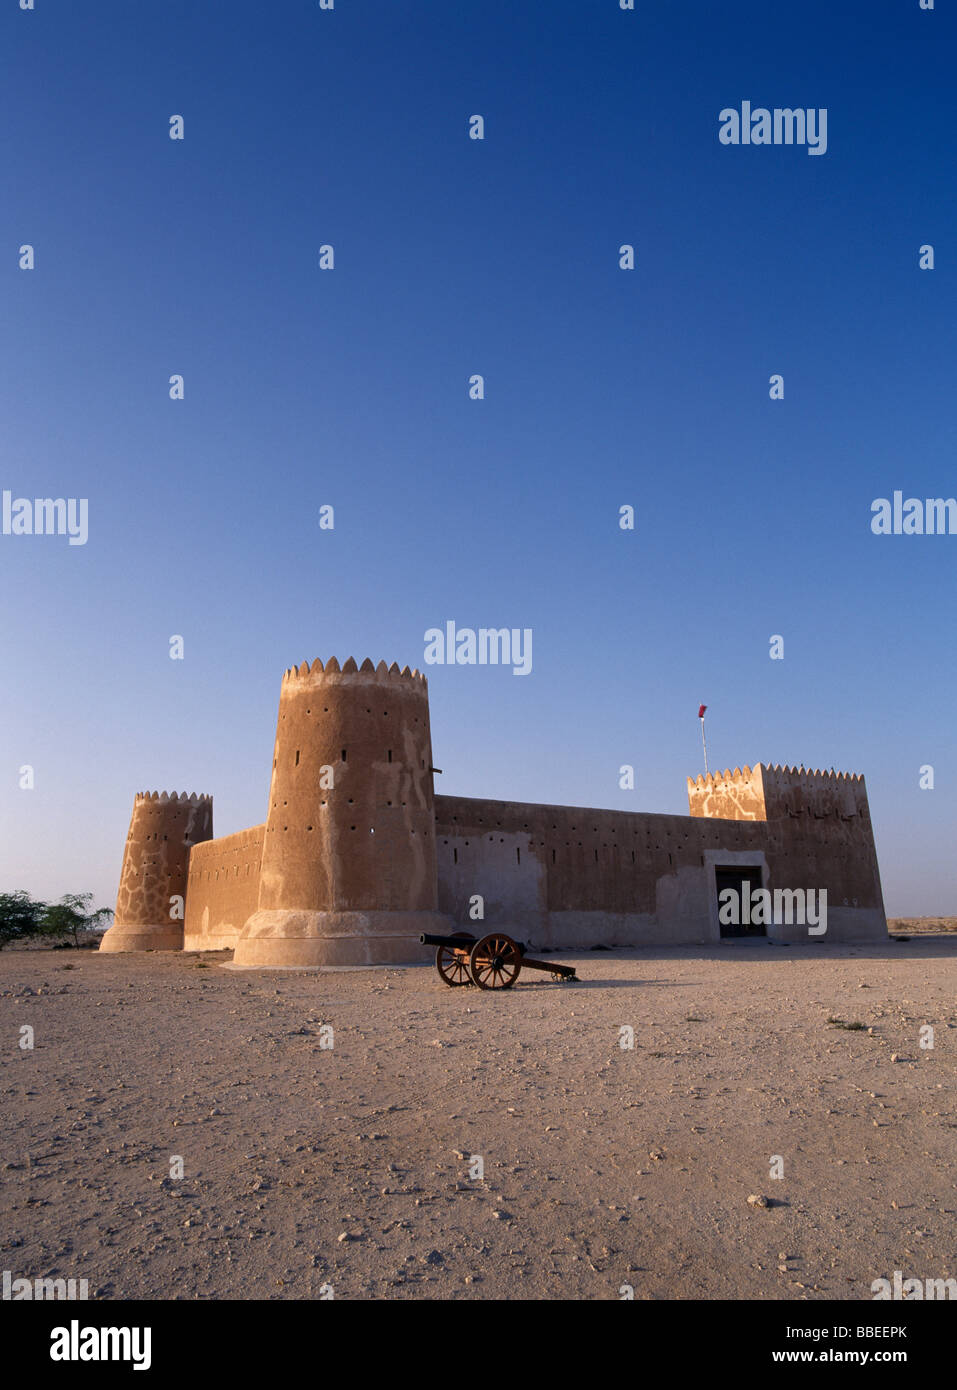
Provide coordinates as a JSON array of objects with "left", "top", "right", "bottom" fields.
[{"left": 747, "top": 1194, "right": 770, "bottom": 1208}]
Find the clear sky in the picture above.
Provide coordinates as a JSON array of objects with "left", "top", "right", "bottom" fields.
[{"left": 2, "top": 0, "right": 955, "bottom": 917}]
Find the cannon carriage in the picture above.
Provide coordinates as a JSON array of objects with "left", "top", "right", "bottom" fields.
[{"left": 420, "top": 931, "right": 578, "bottom": 990}]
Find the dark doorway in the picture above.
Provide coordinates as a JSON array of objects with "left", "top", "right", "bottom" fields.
[{"left": 715, "top": 865, "right": 766, "bottom": 938}]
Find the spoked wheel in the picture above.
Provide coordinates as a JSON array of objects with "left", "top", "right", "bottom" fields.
[
  {"left": 435, "top": 933, "right": 475, "bottom": 987},
  {"left": 469, "top": 934, "right": 522, "bottom": 990}
]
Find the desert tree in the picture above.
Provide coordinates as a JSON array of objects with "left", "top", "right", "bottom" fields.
[
  {"left": 41, "top": 893, "right": 113, "bottom": 947},
  {"left": 0, "top": 891, "right": 48, "bottom": 950}
]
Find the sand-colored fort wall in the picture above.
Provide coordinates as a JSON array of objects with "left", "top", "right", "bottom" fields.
[
  {"left": 434, "top": 795, "right": 762, "bottom": 948},
  {"left": 436, "top": 768, "right": 887, "bottom": 947},
  {"left": 184, "top": 824, "right": 265, "bottom": 951}
]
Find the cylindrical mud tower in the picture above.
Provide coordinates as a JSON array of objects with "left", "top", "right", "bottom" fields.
[
  {"left": 233, "top": 657, "right": 449, "bottom": 967},
  {"left": 100, "top": 791, "right": 213, "bottom": 951}
]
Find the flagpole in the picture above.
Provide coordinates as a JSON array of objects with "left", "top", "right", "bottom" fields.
[{"left": 698, "top": 704, "right": 708, "bottom": 775}]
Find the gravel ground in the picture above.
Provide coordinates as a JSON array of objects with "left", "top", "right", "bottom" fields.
[{"left": 1, "top": 936, "right": 955, "bottom": 1301}]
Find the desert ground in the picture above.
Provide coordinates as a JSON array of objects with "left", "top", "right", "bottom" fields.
[{"left": 1, "top": 932, "right": 955, "bottom": 1301}]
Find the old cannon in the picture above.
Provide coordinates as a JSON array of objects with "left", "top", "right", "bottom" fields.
[{"left": 420, "top": 931, "right": 578, "bottom": 990}]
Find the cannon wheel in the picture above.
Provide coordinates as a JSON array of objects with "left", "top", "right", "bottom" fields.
[
  {"left": 435, "top": 933, "right": 475, "bottom": 987},
  {"left": 469, "top": 934, "right": 522, "bottom": 990}
]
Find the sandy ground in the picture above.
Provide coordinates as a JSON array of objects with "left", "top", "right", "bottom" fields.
[{"left": 1, "top": 937, "right": 955, "bottom": 1301}]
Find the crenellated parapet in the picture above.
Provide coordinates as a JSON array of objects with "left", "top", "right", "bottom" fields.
[
  {"left": 281, "top": 656, "right": 427, "bottom": 685},
  {"left": 758, "top": 763, "right": 869, "bottom": 822},
  {"left": 687, "top": 764, "right": 766, "bottom": 821},
  {"left": 688, "top": 763, "right": 869, "bottom": 823},
  {"left": 100, "top": 791, "right": 213, "bottom": 952}
]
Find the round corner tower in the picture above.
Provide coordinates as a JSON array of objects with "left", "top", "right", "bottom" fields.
[
  {"left": 99, "top": 791, "right": 213, "bottom": 952},
  {"left": 232, "top": 657, "right": 449, "bottom": 967}
]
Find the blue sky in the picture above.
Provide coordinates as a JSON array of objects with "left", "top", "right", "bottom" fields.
[{"left": 2, "top": 0, "right": 955, "bottom": 916}]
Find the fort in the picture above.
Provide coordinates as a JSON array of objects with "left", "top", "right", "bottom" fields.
[{"left": 98, "top": 656, "right": 888, "bottom": 966}]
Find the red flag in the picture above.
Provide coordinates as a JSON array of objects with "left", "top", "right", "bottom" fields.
[{"left": 698, "top": 704, "right": 707, "bottom": 719}]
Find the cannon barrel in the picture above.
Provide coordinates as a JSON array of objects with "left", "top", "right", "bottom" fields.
[
  {"left": 420, "top": 932, "right": 528, "bottom": 956},
  {"left": 420, "top": 932, "right": 474, "bottom": 949}
]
